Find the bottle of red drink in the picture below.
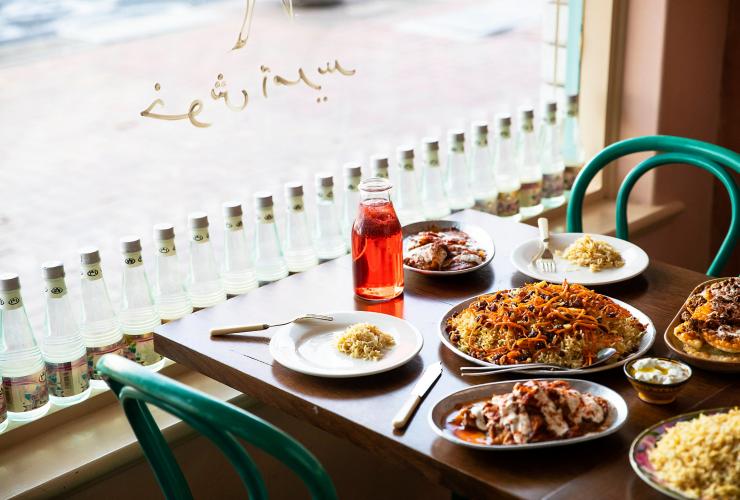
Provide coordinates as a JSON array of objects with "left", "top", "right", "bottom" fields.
[{"left": 352, "top": 178, "right": 404, "bottom": 301}]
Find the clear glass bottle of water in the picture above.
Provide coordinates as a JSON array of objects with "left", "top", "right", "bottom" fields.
[
  {"left": 394, "top": 146, "right": 424, "bottom": 225},
  {"left": 342, "top": 163, "right": 362, "bottom": 243},
  {"left": 153, "top": 224, "right": 192, "bottom": 321},
  {"left": 0, "top": 273, "right": 50, "bottom": 421},
  {"left": 283, "top": 182, "right": 318, "bottom": 272},
  {"left": 562, "top": 93, "right": 585, "bottom": 199},
  {"left": 470, "top": 122, "right": 497, "bottom": 214},
  {"left": 314, "top": 174, "right": 348, "bottom": 260},
  {"left": 40, "top": 262, "right": 91, "bottom": 406},
  {"left": 79, "top": 247, "right": 124, "bottom": 389},
  {"left": 119, "top": 237, "right": 164, "bottom": 371},
  {"left": 221, "top": 202, "right": 258, "bottom": 295},
  {"left": 371, "top": 156, "right": 389, "bottom": 179},
  {"left": 445, "top": 130, "right": 474, "bottom": 210},
  {"left": 541, "top": 100, "right": 566, "bottom": 208},
  {"left": 187, "top": 213, "right": 226, "bottom": 308},
  {"left": 253, "top": 192, "right": 289, "bottom": 282},
  {"left": 492, "top": 114, "right": 521, "bottom": 221},
  {"left": 421, "top": 138, "right": 451, "bottom": 219},
  {"left": 516, "top": 107, "right": 543, "bottom": 218}
]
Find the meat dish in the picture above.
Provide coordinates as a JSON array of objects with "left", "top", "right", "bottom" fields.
[{"left": 404, "top": 228, "right": 486, "bottom": 271}]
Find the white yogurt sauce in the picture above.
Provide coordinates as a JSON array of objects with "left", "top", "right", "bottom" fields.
[{"left": 631, "top": 358, "right": 689, "bottom": 384}]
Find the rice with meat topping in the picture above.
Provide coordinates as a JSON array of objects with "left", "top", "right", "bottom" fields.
[{"left": 648, "top": 408, "right": 740, "bottom": 499}]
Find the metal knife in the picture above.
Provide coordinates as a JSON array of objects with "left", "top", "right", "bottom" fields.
[{"left": 392, "top": 361, "right": 443, "bottom": 430}]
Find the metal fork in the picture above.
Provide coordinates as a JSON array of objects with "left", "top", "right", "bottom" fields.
[{"left": 532, "top": 217, "right": 556, "bottom": 273}]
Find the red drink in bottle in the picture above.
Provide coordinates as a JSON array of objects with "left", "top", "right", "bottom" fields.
[{"left": 352, "top": 178, "right": 404, "bottom": 301}]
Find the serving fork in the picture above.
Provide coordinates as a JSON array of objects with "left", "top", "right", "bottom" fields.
[
  {"left": 532, "top": 217, "right": 556, "bottom": 273},
  {"left": 460, "top": 347, "right": 618, "bottom": 376}
]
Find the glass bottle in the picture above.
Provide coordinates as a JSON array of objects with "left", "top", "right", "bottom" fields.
[
  {"left": 0, "top": 386, "right": 7, "bottom": 433},
  {"left": 371, "top": 156, "right": 389, "bottom": 180},
  {"left": 119, "top": 237, "right": 164, "bottom": 371},
  {"left": 421, "top": 137, "right": 451, "bottom": 219},
  {"left": 493, "top": 114, "right": 521, "bottom": 220},
  {"left": 40, "top": 262, "right": 91, "bottom": 406},
  {"left": 470, "top": 122, "right": 497, "bottom": 214},
  {"left": 253, "top": 192, "right": 289, "bottom": 282},
  {"left": 153, "top": 224, "right": 192, "bottom": 321},
  {"left": 352, "top": 178, "right": 403, "bottom": 302},
  {"left": 394, "top": 146, "right": 424, "bottom": 226},
  {"left": 79, "top": 247, "right": 124, "bottom": 389},
  {"left": 445, "top": 129, "right": 474, "bottom": 210},
  {"left": 314, "top": 174, "right": 348, "bottom": 260},
  {"left": 221, "top": 202, "right": 258, "bottom": 296},
  {"left": 540, "top": 100, "right": 566, "bottom": 208},
  {"left": 562, "top": 93, "right": 585, "bottom": 199},
  {"left": 283, "top": 182, "right": 318, "bottom": 272},
  {"left": 342, "top": 163, "right": 362, "bottom": 243},
  {"left": 516, "top": 107, "right": 543, "bottom": 217},
  {"left": 187, "top": 213, "right": 226, "bottom": 308},
  {"left": 0, "top": 273, "right": 50, "bottom": 421}
]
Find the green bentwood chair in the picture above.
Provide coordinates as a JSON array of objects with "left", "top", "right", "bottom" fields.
[
  {"left": 566, "top": 135, "right": 740, "bottom": 277},
  {"left": 98, "top": 354, "right": 337, "bottom": 500}
]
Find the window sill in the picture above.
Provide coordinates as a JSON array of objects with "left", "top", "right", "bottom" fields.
[{"left": 0, "top": 363, "right": 250, "bottom": 499}]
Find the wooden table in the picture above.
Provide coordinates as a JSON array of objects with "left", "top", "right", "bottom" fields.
[{"left": 155, "top": 210, "right": 738, "bottom": 500}]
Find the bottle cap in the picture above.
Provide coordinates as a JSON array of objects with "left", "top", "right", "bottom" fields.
[
  {"left": 370, "top": 156, "right": 389, "bottom": 170},
  {"left": 79, "top": 247, "right": 100, "bottom": 265},
  {"left": 396, "top": 146, "right": 414, "bottom": 160},
  {"left": 448, "top": 129, "right": 465, "bottom": 143},
  {"left": 41, "top": 261, "right": 65, "bottom": 279},
  {"left": 472, "top": 121, "right": 488, "bottom": 137},
  {"left": 285, "top": 182, "right": 304, "bottom": 197},
  {"left": 315, "top": 173, "right": 334, "bottom": 187},
  {"left": 153, "top": 223, "right": 175, "bottom": 241},
  {"left": 422, "top": 138, "right": 439, "bottom": 152},
  {"left": 254, "top": 191, "right": 274, "bottom": 208},
  {"left": 0, "top": 273, "right": 20, "bottom": 291},
  {"left": 222, "top": 201, "right": 243, "bottom": 217},
  {"left": 519, "top": 107, "right": 534, "bottom": 121},
  {"left": 497, "top": 114, "right": 512, "bottom": 129},
  {"left": 120, "top": 236, "right": 142, "bottom": 253},
  {"left": 343, "top": 163, "right": 362, "bottom": 178},
  {"left": 188, "top": 212, "right": 209, "bottom": 229},
  {"left": 545, "top": 100, "right": 557, "bottom": 114},
  {"left": 567, "top": 93, "right": 579, "bottom": 104}
]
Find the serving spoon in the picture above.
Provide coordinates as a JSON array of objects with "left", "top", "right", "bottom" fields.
[
  {"left": 210, "top": 314, "right": 333, "bottom": 337},
  {"left": 460, "top": 347, "right": 618, "bottom": 376}
]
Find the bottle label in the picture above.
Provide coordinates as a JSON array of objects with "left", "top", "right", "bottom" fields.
[
  {"left": 451, "top": 142, "right": 464, "bottom": 154},
  {"left": 257, "top": 206, "right": 275, "bottom": 223},
  {"left": 543, "top": 172, "right": 564, "bottom": 199},
  {"left": 123, "top": 251, "right": 143, "bottom": 268},
  {"left": 44, "top": 278, "right": 67, "bottom": 299},
  {"left": 346, "top": 176, "right": 361, "bottom": 191},
  {"left": 191, "top": 227, "right": 210, "bottom": 243},
  {"left": 87, "top": 341, "right": 124, "bottom": 380},
  {"left": 81, "top": 262, "right": 103, "bottom": 281},
  {"left": 475, "top": 136, "right": 488, "bottom": 147},
  {"left": 2, "top": 369, "right": 49, "bottom": 413},
  {"left": 496, "top": 190, "right": 520, "bottom": 217},
  {"left": 427, "top": 152, "right": 440, "bottom": 167},
  {"left": 224, "top": 216, "right": 243, "bottom": 232},
  {"left": 0, "top": 386, "right": 6, "bottom": 424},
  {"left": 400, "top": 159, "right": 414, "bottom": 172},
  {"left": 564, "top": 163, "right": 583, "bottom": 191},
  {"left": 288, "top": 195, "right": 304, "bottom": 212},
  {"left": 0, "top": 289, "right": 22, "bottom": 311},
  {"left": 374, "top": 169, "right": 389, "bottom": 179},
  {"left": 318, "top": 185, "right": 334, "bottom": 201},
  {"left": 473, "top": 197, "right": 497, "bottom": 214},
  {"left": 46, "top": 355, "right": 90, "bottom": 397},
  {"left": 157, "top": 238, "right": 177, "bottom": 256},
  {"left": 519, "top": 180, "right": 543, "bottom": 208},
  {"left": 123, "top": 332, "right": 162, "bottom": 366}
]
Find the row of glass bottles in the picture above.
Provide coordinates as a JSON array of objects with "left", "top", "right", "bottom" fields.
[{"left": 368, "top": 94, "right": 584, "bottom": 225}]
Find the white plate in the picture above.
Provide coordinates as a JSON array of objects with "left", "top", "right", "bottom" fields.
[
  {"left": 429, "top": 378, "right": 629, "bottom": 450},
  {"left": 439, "top": 294, "right": 656, "bottom": 375},
  {"left": 269, "top": 311, "right": 423, "bottom": 378},
  {"left": 510, "top": 233, "right": 649, "bottom": 285},
  {"left": 402, "top": 220, "right": 495, "bottom": 276}
]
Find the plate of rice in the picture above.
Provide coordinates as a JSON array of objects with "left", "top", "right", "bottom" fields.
[
  {"left": 269, "top": 311, "right": 423, "bottom": 378},
  {"left": 511, "top": 232, "right": 649, "bottom": 285},
  {"left": 630, "top": 407, "right": 740, "bottom": 499}
]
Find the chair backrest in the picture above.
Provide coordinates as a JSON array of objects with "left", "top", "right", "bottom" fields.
[
  {"left": 566, "top": 135, "right": 740, "bottom": 276},
  {"left": 97, "top": 354, "right": 337, "bottom": 500}
]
